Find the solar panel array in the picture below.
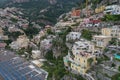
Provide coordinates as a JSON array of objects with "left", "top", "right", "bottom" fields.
[{"left": 0, "top": 57, "right": 46, "bottom": 80}]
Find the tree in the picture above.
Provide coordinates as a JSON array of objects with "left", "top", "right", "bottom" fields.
[
  {"left": 16, "top": 48, "right": 25, "bottom": 55},
  {"left": 47, "top": 29, "right": 54, "bottom": 34},
  {"left": 109, "top": 38, "right": 117, "bottom": 45},
  {"left": 8, "top": 31, "right": 24, "bottom": 40},
  {"left": 101, "top": 15, "right": 120, "bottom": 21},
  {"left": 81, "top": 29, "right": 92, "bottom": 40},
  {"left": 4, "top": 39, "right": 12, "bottom": 45},
  {"left": 23, "top": 26, "right": 39, "bottom": 38},
  {"left": 104, "top": 48, "right": 109, "bottom": 53},
  {"left": 88, "top": 58, "right": 94, "bottom": 66},
  {"left": 118, "top": 66, "right": 120, "bottom": 71},
  {"left": 10, "top": 18, "right": 18, "bottom": 23},
  {"left": 111, "top": 63, "right": 116, "bottom": 67},
  {"left": 45, "top": 50, "right": 54, "bottom": 61},
  {"left": 112, "top": 73, "right": 120, "bottom": 80}
]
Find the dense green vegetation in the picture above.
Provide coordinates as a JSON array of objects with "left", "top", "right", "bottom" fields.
[
  {"left": 118, "top": 66, "right": 120, "bottom": 71},
  {"left": 109, "top": 38, "right": 118, "bottom": 45},
  {"left": 97, "top": 55, "right": 110, "bottom": 64},
  {"left": 88, "top": 58, "right": 94, "bottom": 65},
  {"left": 8, "top": 31, "right": 24, "bottom": 40},
  {"left": 112, "top": 73, "right": 120, "bottom": 80},
  {"left": 43, "top": 50, "right": 85, "bottom": 80},
  {"left": 81, "top": 29, "right": 101, "bottom": 41},
  {"left": 10, "top": 18, "right": 18, "bottom": 23},
  {"left": 5, "top": 0, "right": 79, "bottom": 25},
  {"left": 81, "top": 29, "right": 92, "bottom": 41},
  {"left": 47, "top": 29, "right": 54, "bottom": 35},
  {"left": 41, "top": 27, "right": 85, "bottom": 80},
  {"left": 101, "top": 15, "right": 120, "bottom": 21},
  {"left": 4, "top": 39, "right": 12, "bottom": 45},
  {"left": 104, "top": 48, "right": 109, "bottom": 53},
  {"left": 23, "top": 26, "right": 40, "bottom": 38}
]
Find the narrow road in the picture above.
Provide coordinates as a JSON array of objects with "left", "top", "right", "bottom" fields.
[{"left": 84, "top": 73, "right": 95, "bottom": 80}]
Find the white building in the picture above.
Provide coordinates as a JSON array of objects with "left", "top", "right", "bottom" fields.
[
  {"left": 111, "top": 25, "right": 120, "bottom": 38},
  {"left": 72, "top": 39, "right": 95, "bottom": 55},
  {"left": 104, "top": 5, "right": 120, "bottom": 15},
  {"left": 32, "top": 50, "right": 41, "bottom": 59},
  {"left": 40, "top": 39, "right": 52, "bottom": 50},
  {"left": 66, "top": 32, "right": 81, "bottom": 41}
]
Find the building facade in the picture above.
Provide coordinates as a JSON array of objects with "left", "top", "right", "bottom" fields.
[
  {"left": 71, "top": 9, "right": 80, "bottom": 18},
  {"left": 66, "top": 32, "right": 81, "bottom": 41},
  {"left": 104, "top": 5, "right": 120, "bottom": 15},
  {"left": 95, "top": 6, "right": 105, "bottom": 13},
  {"left": 64, "top": 39, "right": 96, "bottom": 74},
  {"left": 102, "top": 25, "right": 120, "bottom": 38},
  {"left": 101, "top": 28, "right": 111, "bottom": 36},
  {"left": 93, "top": 35, "right": 111, "bottom": 48},
  {"left": 9, "top": 35, "right": 29, "bottom": 50}
]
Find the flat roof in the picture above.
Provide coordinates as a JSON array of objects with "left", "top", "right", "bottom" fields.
[
  {"left": 0, "top": 50, "right": 47, "bottom": 80},
  {"left": 94, "top": 35, "right": 111, "bottom": 38}
]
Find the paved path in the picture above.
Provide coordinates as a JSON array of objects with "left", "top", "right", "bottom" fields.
[{"left": 84, "top": 73, "right": 95, "bottom": 80}]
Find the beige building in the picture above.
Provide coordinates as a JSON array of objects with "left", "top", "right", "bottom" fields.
[
  {"left": 64, "top": 39, "right": 96, "bottom": 74},
  {"left": 102, "top": 25, "right": 120, "bottom": 38},
  {"left": 111, "top": 25, "right": 120, "bottom": 38},
  {"left": 71, "top": 51, "right": 96, "bottom": 74},
  {"left": 10, "top": 35, "right": 29, "bottom": 50},
  {"left": 32, "top": 50, "right": 41, "bottom": 59},
  {"left": 101, "top": 28, "right": 111, "bottom": 36},
  {"left": 93, "top": 35, "right": 111, "bottom": 49},
  {"left": 95, "top": 6, "right": 105, "bottom": 13},
  {"left": 32, "top": 31, "right": 46, "bottom": 44}
]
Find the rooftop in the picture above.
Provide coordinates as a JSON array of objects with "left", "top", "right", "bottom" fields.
[
  {"left": 76, "top": 51, "right": 94, "bottom": 58},
  {"left": 94, "top": 35, "right": 111, "bottom": 38},
  {"left": 0, "top": 50, "right": 48, "bottom": 80}
]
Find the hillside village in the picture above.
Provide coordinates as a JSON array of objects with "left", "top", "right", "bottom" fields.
[{"left": 0, "top": 0, "right": 120, "bottom": 80}]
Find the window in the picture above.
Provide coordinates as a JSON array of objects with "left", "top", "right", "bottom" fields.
[
  {"left": 76, "top": 67, "right": 78, "bottom": 70},
  {"left": 76, "top": 52, "right": 78, "bottom": 54},
  {"left": 115, "top": 34, "right": 118, "bottom": 36},
  {"left": 111, "top": 34, "right": 113, "bottom": 36},
  {"left": 84, "top": 60, "right": 85, "bottom": 62}
]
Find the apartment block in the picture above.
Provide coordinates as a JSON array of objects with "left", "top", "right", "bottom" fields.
[
  {"left": 93, "top": 35, "right": 111, "bottom": 49},
  {"left": 111, "top": 25, "right": 120, "bottom": 38},
  {"left": 64, "top": 39, "right": 96, "bottom": 74},
  {"left": 101, "top": 28, "right": 111, "bottom": 36},
  {"left": 104, "top": 5, "right": 120, "bottom": 15},
  {"left": 102, "top": 25, "right": 120, "bottom": 38},
  {"left": 95, "top": 6, "right": 105, "bottom": 13}
]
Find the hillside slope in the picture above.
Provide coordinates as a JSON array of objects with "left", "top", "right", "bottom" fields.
[{"left": 0, "top": 0, "right": 80, "bottom": 25}]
